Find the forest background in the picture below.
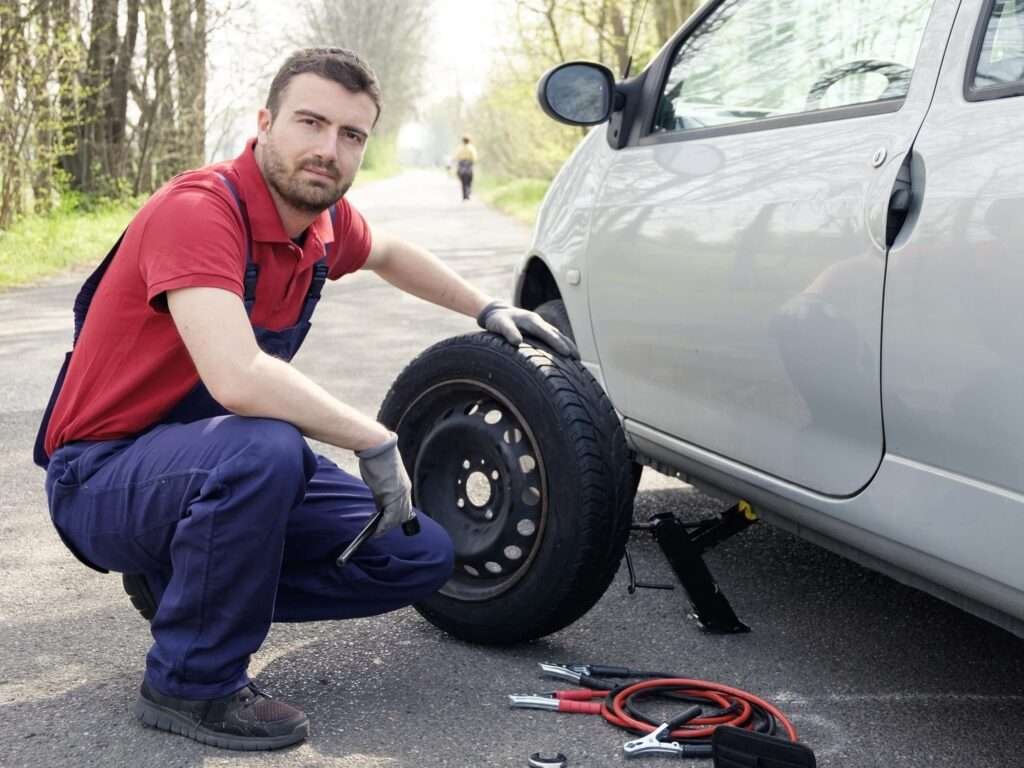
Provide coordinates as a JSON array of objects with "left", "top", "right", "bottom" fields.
[{"left": 0, "top": 0, "right": 704, "bottom": 286}]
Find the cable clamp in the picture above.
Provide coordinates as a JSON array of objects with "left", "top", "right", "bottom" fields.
[
  {"left": 623, "top": 723, "right": 684, "bottom": 757},
  {"left": 538, "top": 662, "right": 582, "bottom": 683}
]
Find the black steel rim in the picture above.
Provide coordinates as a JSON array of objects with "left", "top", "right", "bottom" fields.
[{"left": 397, "top": 379, "right": 548, "bottom": 602}]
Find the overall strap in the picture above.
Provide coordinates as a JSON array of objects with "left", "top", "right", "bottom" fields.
[
  {"left": 73, "top": 232, "right": 126, "bottom": 345},
  {"left": 296, "top": 203, "right": 336, "bottom": 325},
  {"left": 214, "top": 172, "right": 258, "bottom": 315},
  {"left": 34, "top": 229, "right": 126, "bottom": 468},
  {"left": 297, "top": 260, "right": 329, "bottom": 325}
]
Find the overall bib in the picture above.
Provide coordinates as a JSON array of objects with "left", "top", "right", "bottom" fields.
[{"left": 34, "top": 176, "right": 454, "bottom": 700}]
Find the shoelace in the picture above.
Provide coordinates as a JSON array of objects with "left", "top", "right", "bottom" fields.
[{"left": 237, "top": 683, "right": 271, "bottom": 708}]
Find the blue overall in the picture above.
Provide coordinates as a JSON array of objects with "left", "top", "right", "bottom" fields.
[{"left": 35, "top": 177, "right": 454, "bottom": 700}]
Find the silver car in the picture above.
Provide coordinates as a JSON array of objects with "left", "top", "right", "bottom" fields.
[
  {"left": 383, "top": 0, "right": 1023, "bottom": 644},
  {"left": 520, "top": 0, "right": 1024, "bottom": 637}
]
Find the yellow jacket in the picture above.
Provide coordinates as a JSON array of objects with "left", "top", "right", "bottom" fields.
[{"left": 453, "top": 143, "right": 478, "bottom": 163}]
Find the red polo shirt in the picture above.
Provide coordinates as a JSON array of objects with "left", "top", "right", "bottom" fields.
[{"left": 44, "top": 139, "right": 372, "bottom": 455}]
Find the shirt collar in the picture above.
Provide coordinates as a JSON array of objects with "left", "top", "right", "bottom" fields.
[{"left": 232, "top": 138, "right": 334, "bottom": 249}]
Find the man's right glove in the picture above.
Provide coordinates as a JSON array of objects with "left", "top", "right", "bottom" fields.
[
  {"left": 356, "top": 433, "right": 416, "bottom": 536},
  {"left": 476, "top": 300, "right": 579, "bottom": 359}
]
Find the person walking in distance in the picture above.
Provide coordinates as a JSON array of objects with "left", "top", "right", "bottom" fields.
[
  {"left": 34, "top": 48, "right": 576, "bottom": 751},
  {"left": 453, "top": 135, "right": 477, "bottom": 201}
]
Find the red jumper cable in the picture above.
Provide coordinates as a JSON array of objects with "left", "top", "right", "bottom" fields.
[{"left": 509, "top": 663, "right": 802, "bottom": 759}]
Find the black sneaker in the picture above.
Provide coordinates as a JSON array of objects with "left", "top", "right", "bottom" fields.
[
  {"left": 134, "top": 680, "right": 309, "bottom": 750},
  {"left": 122, "top": 573, "right": 157, "bottom": 622}
]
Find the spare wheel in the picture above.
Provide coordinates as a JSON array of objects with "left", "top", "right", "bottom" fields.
[{"left": 378, "top": 332, "right": 635, "bottom": 644}]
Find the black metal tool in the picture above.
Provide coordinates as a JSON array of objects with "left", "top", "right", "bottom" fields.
[
  {"left": 335, "top": 511, "right": 420, "bottom": 567},
  {"left": 528, "top": 753, "right": 567, "bottom": 768},
  {"left": 629, "top": 502, "right": 758, "bottom": 633}
]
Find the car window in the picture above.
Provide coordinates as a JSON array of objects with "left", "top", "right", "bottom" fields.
[
  {"left": 653, "top": 0, "right": 935, "bottom": 134},
  {"left": 973, "top": 0, "right": 1024, "bottom": 89}
]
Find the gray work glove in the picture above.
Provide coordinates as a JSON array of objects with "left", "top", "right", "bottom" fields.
[
  {"left": 356, "top": 433, "right": 416, "bottom": 536},
  {"left": 476, "top": 301, "right": 579, "bottom": 359}
]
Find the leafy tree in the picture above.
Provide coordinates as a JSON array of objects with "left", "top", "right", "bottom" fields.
[
  {"left": 295, "top": 0, "right": 435, "bottom": 137},
  {"left": 465, "top": 0, "right": 707, "bottom": 182}
]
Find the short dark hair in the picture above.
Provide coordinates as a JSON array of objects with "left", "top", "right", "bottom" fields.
[{"left": 266, "top": 48, "right": 383, "bottom": 123}]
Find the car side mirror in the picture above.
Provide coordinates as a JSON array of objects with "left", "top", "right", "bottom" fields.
[{"left": 537, "top": 62, "right": 616, "bottom": 126}]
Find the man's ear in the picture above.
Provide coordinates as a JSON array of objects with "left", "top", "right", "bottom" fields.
[{"left": 257, "top": 108, "right": 273, "bottom": 141}]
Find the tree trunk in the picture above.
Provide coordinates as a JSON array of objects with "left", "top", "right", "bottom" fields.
[
  {"left": 30, "top": 0, "right": 55, "bottom": 207},
  {"left": 76, "top": 0, "right": 140, "bottom": 194},
  {"left": 653, "top": 0, "right": 704, "bottom": 45},
  {"left": 607, "top": 5, "right": 630, "bottom": 76},
  {"left": 141, "top": 0, "right": 178, "bottom": 188},
  {"left": 0, "top": 0, "right": 22, "bottom": 227},
  {"left": 108, "top": 0, "right": 139, "bottom": 179},
  {"left": 171, "top": 0, "right": 206, "bottom": 168},
  {"left": 80, "top": 0, "right": 118, "bottom": 192},
  {"left": 55, "top": 0, "right": 85, "bottom": 188}
]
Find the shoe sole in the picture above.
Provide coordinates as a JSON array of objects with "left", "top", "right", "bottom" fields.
[
  {"left": 122, "top": 574, "right": 157, "bottom": 622},
  {"left": 134, "top": 695, "right": 309, "bottom": 751}
]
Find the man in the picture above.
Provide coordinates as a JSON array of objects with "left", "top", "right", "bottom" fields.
[
  {"left": 34, "top": 48, "right": 575, "bottom": 751},
  {"left": 453, "top": 135, "right": 477, "bottom": 200}
]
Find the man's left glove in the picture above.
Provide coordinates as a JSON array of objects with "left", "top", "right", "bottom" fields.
[
  {"left": 477, "top": 301, "right": 579, "bottom": 359},
  {"left": 356, "top": 433, "right": 416, "bottom": 536}
]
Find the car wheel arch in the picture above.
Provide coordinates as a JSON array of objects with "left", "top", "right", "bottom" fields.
[{"left": 516, "top": 256, "right": 562, "bottom": 311}]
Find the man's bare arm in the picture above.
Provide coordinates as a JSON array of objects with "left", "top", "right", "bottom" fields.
[
  {"left": 363, "top": 229, "right": 491, "bottom": 318},
  {"left": 167, "top": 286, "right": 390, "bottom": 451},
  {"left": 363, "top": 229, "right": 578, "bottom": 358}
]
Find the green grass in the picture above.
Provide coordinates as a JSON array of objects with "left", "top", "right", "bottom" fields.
[
  {"left": 354, "top": 162, "right": 400, "bottom": 185},
  {"left": 354, "top": 134, "right": 400, "bottom": 186},
  {"left": 0, "top": 199, "right": 139, "bottom": 288},
  {"left": 477, "top": 176, "right": 550, "bottom": 224}
]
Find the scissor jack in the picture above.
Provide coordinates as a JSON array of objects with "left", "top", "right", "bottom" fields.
[{"left": 625, "top": 501, "right": 759, "bottom": 633}]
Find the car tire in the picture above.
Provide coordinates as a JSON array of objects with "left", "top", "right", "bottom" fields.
[
  {"left": 378, "top": 332, "right": 635, "bottom": 644},
  {"left": 536, "top": 298, "right": 644, "bottom": 496}
]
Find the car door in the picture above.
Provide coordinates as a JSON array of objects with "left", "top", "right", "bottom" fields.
[
  {"left": 585, "top": 0, "right": 958, "bottom": 495},
  {"left": 884, "top": 0, "right": 1024, "bottom": 495}
]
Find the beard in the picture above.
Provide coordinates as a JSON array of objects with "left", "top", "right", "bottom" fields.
[{"left": 261, "top": 138, "right": 352, "bottom": 213}]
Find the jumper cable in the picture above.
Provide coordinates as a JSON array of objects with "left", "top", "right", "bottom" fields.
[{"left": 509, "top": 663, "right": 802, "bottom": 759}]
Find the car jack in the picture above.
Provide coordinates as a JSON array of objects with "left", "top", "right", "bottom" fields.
[{"left": 625, "top": 501, "right": 758, "bottom": 633}]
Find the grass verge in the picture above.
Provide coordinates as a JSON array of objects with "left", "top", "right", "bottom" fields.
[
  {"left": 354, "top": 134, "right": 400, "bottom": 186},
  {"left": 477, "top": 176, "right": 550, "bottom": 225},
  {"left": 0, "top": 200, "right": 140, "bottom": 289}
]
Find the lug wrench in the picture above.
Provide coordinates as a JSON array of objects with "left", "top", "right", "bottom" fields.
[{"left": 335, "top": 509, "right": 420, "bottom": 567}]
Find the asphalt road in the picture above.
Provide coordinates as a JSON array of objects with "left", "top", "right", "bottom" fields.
[{"left": 1, "top": 169, "right": 1022, "bottom": 768}]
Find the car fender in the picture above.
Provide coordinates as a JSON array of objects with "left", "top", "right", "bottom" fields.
[{"left": 514, "top": 128, "right": 616, "bottom": 368}]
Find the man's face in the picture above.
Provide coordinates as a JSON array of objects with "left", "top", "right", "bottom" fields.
[{"left": 257, "top": 73, "right": 377, "bottom": 214}]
